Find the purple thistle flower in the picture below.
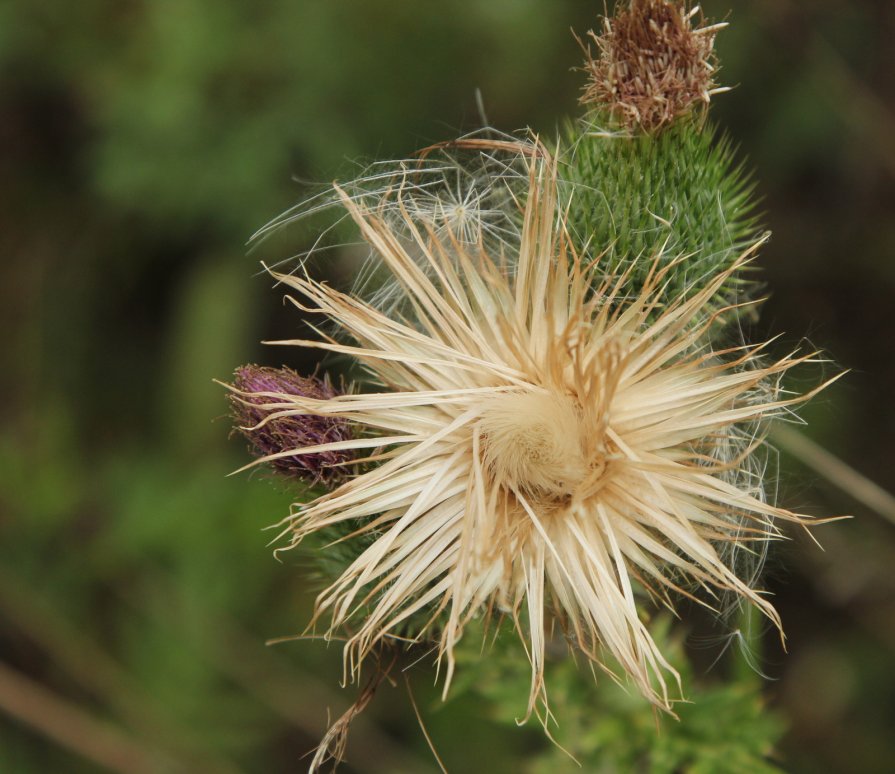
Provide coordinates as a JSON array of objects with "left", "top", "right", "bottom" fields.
[{"left": 229, "top": 365, "right": 355, "bottom": 487}]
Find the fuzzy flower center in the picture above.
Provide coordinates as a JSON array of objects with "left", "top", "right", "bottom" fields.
[{"left": 478, "top": 390, "right": 602, "bottom": 501}]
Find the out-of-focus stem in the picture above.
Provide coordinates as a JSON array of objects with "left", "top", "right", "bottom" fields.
[
  {"left": 0, "top": 566, "right": 243, "bottom": 774},
  {"left": 0, "top": 660, "right": 169, "bottom": 774}
]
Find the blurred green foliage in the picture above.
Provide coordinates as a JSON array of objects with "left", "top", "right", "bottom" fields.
[
  {"left": 452, "top": 618, "right": 785, "bottom": 773},
  {"left": 2, "top": 1, "right": 894, "bottom": 772}
]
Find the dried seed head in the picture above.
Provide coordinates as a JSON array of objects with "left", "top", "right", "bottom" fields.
[
  {"left": 271, "top": 144, "right": 834, "bottom": 719},
  {"left": 580, "top": 0, "right": 726, "bottom": 132},
  {"left": 229, "top": 365, "right": 354, "bottom": 486}
]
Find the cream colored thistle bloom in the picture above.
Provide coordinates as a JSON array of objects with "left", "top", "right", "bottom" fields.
[{"left": 266, "top": 140, "right": 825, "bottom": 715}]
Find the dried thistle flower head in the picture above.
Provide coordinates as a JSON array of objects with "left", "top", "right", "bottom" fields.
[
  {"left": 229, "top": 365, "right": 354, "bottom": 485},
  {"left": 265, "top": 141, "right": 833, "bottom": 717},
  {"left": 580, "top": 0, "right": 727, "bottom": 132}
]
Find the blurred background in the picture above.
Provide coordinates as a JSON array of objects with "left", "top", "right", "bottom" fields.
[{"left": 2, "top": 1, "right": 894, "bottom": 771}]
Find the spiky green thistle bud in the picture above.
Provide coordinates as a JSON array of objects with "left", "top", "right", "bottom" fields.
[{"left": 566, "top": 0, "right": 758, "bottom": 318}]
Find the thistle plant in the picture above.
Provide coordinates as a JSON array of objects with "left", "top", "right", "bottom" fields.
[{"left": 223, "top": 1, "right": 838, "bottom": 769}]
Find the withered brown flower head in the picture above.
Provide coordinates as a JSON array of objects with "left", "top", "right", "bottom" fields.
[{"left": 580, "top": 0, "right": 727, "bottom": 133}]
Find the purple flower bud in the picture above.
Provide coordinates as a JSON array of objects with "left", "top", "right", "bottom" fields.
[{"left": 229, "top": 365, "right": 355, "bottom": 486}]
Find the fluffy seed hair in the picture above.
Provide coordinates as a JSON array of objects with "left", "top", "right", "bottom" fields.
[
  {"left": 251, "top": 129, "right": 526, "bottom": 319},
  {"left": 263, "top": 141, "right": 829, "bottom": 716}
]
